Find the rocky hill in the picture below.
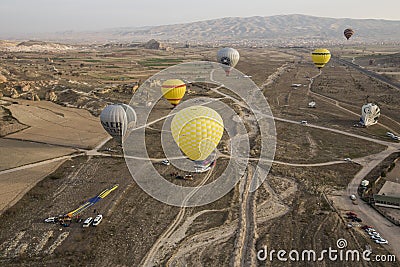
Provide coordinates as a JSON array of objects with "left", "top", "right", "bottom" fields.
[
  {"left": 0, "top": 40, "right": 73, "bottom": 52},
  {"left": 3, "top": 15, "right": 400, "bottom": 45},
  {"left": 102, "top": 14, "right": 400, "bottom": 44}
]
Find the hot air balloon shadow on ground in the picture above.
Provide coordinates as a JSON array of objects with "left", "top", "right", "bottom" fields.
[
  {"left": 161, "top": 79, "right": 186, "bottom": 107},
  {"left": 344, "top": 28, "right": 355, "bottom": 40},
  {"left": 171, "top": 106, "right": 224, "bottom": 165},
  {"left": 217, "top": 47, "right": 240, "bottom": 76},
  {"left": 311, "top": 48, "right": 331, "bottom": 69},
  {"left": 100, "top": 103, "right": 137, "bottom": 143}
]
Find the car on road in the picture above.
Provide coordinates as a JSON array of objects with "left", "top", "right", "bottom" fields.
[
  {"left": 370, "top": 232, "right": 381, "bottom": 237},
  {"left": 350, "top": 194, "right": 357, "bottom": 201},
  {"left": 195, "top": 166, "right": 211, "bottom": 173},
  {"left": 371, "top": 235, "right": 382, "bottom": 240},
  {"left": 375, "top": 239, "right": 388, "bottom": 244},
  {"left": 92, "top": 214, "right": 103, "bottom": 226},
  {"left": 344, "top": 158, "right": 352, "bottom": 162},
  {"left": 83, "top": 217, "right": 93, "bottom": 227},
  {"left": 300, "top": 120, "right": 308, "bottom": 125},
  {"left": 386, "top": 132, "right": 394, "bottom": 137},
  {"left": 161, "top": 159, "right": 170, "bottom": 166},
  {"left": 346, "top": 212, "right": 357, "bottom": 216},
  {"left": 368, "top": 231, "right": 379, "bottom": 236},
  {"left": 44, "top": 217, "right": 57, "bottom": 223},
  {"left": 184, "top": 174, "right": 193, "bottom": 180},
  {"left": 361, "top": 225, "right": 373, "bottom": 230}
]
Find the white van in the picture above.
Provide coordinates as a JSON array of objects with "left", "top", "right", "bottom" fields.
[
  {"left": 83, "top": 217, "right": 93, "bottom": 227},
  {"left": 92, "top": 215, "right": 103, "bottom": 226}
]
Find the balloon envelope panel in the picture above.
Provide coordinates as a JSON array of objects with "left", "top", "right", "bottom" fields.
[
  {"left": 161, "top": 79, "right": 186, "bottom": 106},
  {"left": 344, "top": 28, "right": 354, "bottom": 40},
  {"left": 217, "top": 47, "right": 240, "bottom": 74},
  {"left": 311, "top": 48, "right": 331, "bottom": 69},
  {"left": 171, "top": 106, "right": 224, "bottom": 161},
  {"left": 100, "top": 104, "right": 136, "bottom": 140},
  {"left": 360, "top": 103, "right": 380, "bottom": 126}
]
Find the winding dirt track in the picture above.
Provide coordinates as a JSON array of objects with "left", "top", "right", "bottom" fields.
[
  {"left": 140, "top": 166, "right": 214, "bottom": 267},
  {"left": 232, "top": 166, "right": 257, "bottom": 267}
]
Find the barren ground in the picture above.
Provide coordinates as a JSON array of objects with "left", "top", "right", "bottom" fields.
[{"left": 0, "top": 44, "right": 399, "bottom": 266}]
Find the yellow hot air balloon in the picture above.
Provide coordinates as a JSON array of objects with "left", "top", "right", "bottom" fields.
[
  {"left": 171, "top": 106, "right": 224, "bottom": 161},
  {"left": 311, "top": 49, "right": 331, "bottom": 69},
  {"left": 161, "top": 79, "right": 186, "bottom": 107}
]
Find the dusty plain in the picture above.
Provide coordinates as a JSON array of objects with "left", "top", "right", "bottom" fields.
[{"left": 0, "top": 42, "right": 399, "bottom": 266}]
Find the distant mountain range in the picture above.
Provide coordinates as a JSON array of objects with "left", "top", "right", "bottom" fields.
[{"left": 4, "top": 15, "right": 400, "bottom": 44}]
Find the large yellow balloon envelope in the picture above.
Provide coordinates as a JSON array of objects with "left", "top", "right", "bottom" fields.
[
  {"left": 161, "top": 79, "right": 186, "bottom": 106},
  {"left": 171, "top": 106, "right": 224, "bottom": 161},
  {"left": 311, "top": 49, "right": 331, "bottom": 69}
]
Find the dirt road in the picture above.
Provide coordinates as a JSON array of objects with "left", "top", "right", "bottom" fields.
[
  {"left": 232, "top": 166, "right": 257, "bottom": 267},
  {"left": 140, "top": 166, "right": 214, "bottom": 266}
]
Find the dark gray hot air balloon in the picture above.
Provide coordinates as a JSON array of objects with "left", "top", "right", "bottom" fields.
[
  {"left": 217, "top": 47, "right": 240, "bottom": 75},
  {"left": 100, "top": 104, "right": 137, "bottom": 142},
  {"left": 344, "top": 28, "right": 355, "bottom": 40}
]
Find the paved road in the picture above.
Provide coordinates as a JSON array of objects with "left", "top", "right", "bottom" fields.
[{"left": 333, "top": 57, "right": 400, "bottom": 90}]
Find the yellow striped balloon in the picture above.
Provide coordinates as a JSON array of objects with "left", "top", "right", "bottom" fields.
[
  {"left": 161, "top": 79, "right": 186, "bottom": 106},
  {"left": 171, "top": 106, "right": 224, "bottom": 161},
  {"left": 311, "top": 49, "right": 331, "bottom": 69}
]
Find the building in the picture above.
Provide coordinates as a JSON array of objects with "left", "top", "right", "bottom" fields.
[{"left": 373, "top": 194, "right": 400, "bottom": 209}]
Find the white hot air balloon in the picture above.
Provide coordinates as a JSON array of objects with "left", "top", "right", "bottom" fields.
[
  {"left": 360, "top": 103, "right": 380, "bottom": 127},
  {"left": 217, "top": 47, "right": 240, "bottom": 75},
  {"left": 100, "top": 104, "right": 137, "bottom": 142}
]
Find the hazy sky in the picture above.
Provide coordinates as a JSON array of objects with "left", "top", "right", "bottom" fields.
[{"left": 1, "top": 0, "right": 399, "bottom": 35}]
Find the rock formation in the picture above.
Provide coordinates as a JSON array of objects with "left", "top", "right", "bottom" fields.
[
  {"left": 45, "top": 90, "right": 57, "bottom": 102},
  {"left": 144, "top": 39, "right": 163, "bottom": 50},
  {"left": 0, "top": 74, "right": 7, "bottom": 83},
  {"left": 10, "top": 88, "right": 19, "bottom": 99}
]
